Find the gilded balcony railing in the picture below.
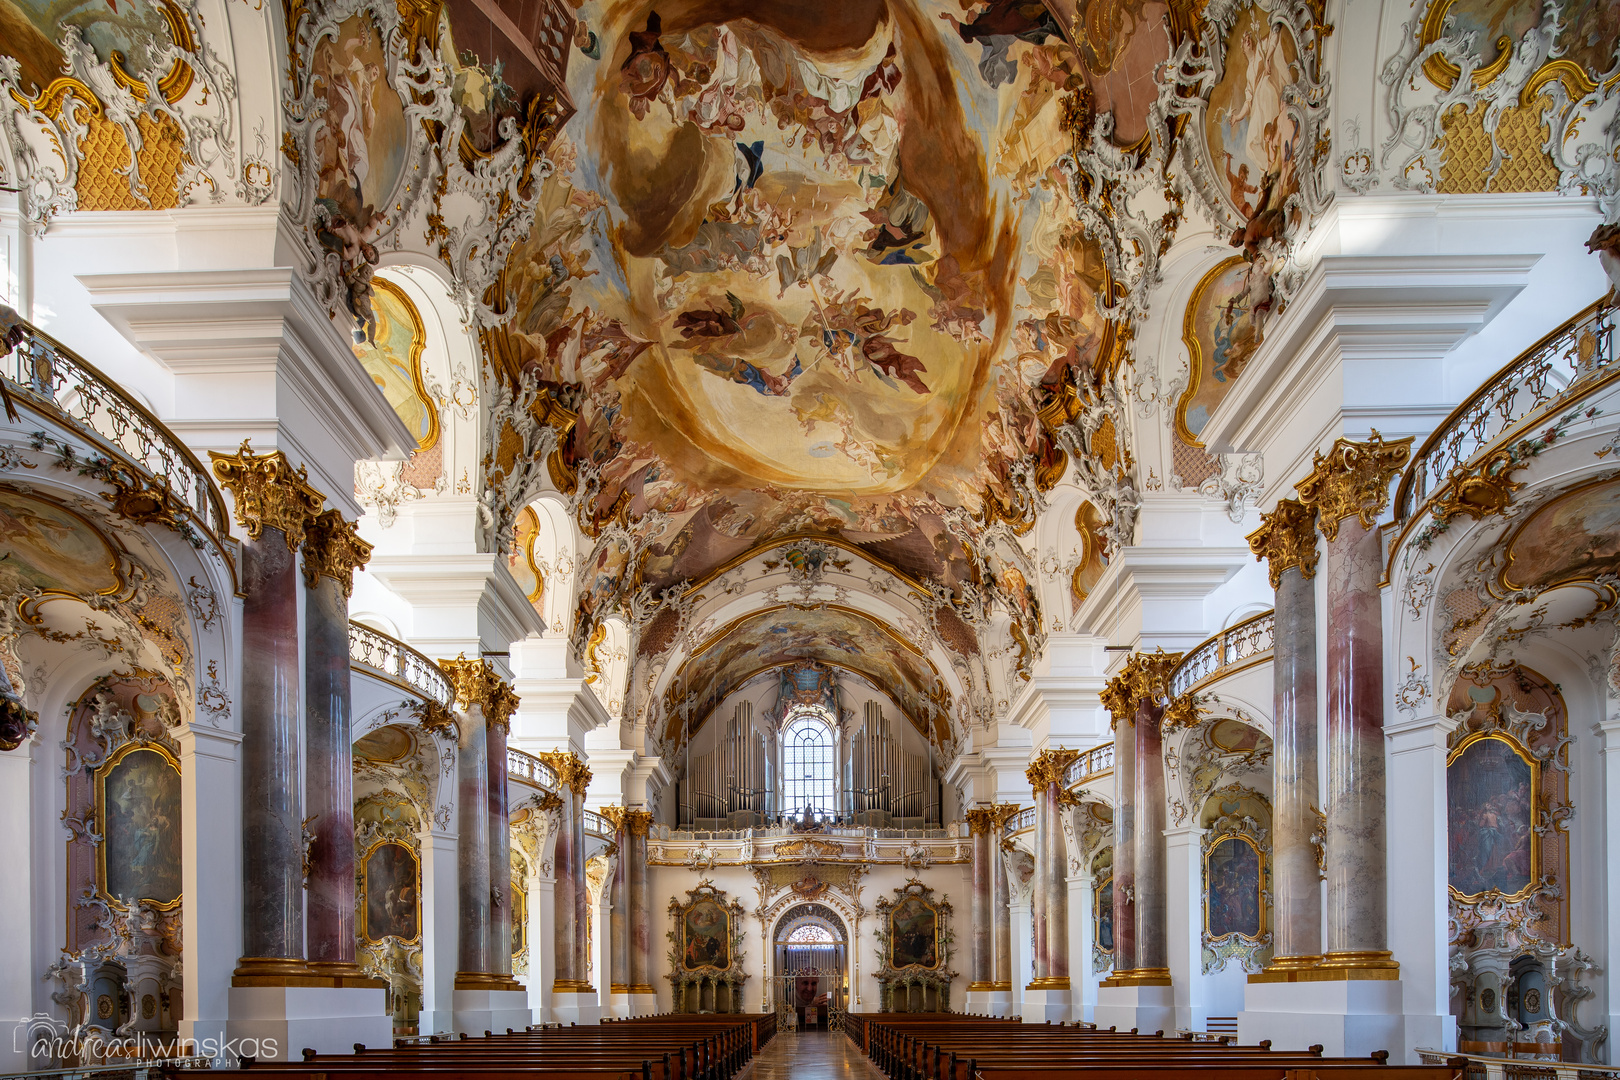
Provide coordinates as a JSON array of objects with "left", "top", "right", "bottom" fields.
[
  {"left": 582, "top": 809, "right": 612, "bottom": 838},
  {"left": 1064, "top": 743, "right": 1114, "bottom": 786},
  {"left": 1169, "top": 610, "right": 1276, "bottom": 698},
  {"left": 1, "top": 319, "right": 232, "bottom": 543},
  {"left": 1394, "top": 299, "right": 1616, "bottom": 523},
  {"left": 347, "top": 621, "right": 454, "bottom": 708},
  {"left": 507, "top": 747, "right": 560, "bottom": 791}
]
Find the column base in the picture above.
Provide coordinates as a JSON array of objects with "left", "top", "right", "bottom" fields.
[
  {"left": 1100, "top": 967, "right": 1173, "bottom": 988},
  {"left": 550, "top": 990, "right": 601, "bottom": 1026},
  {"left": 1247, "top": 955, "right": 1325, "bottom": 983},
  {"left": 629, "top": 991, "right": 658, "bottom": 1017},
  {"left": 1094, "top": 981, "right": 1175, "bottom": 1035},
  {"left": 1238, "top": 977, "right": 1405, "bottom": 1058},
  {"left": 1021, "top": 986, "right": 1072, "bottom": 1024},
  {"left": 454, "top": 972, "right": 528, "bottom": 993},
  {"left": 451, "top": 987, "right": 533, "bottom": 1036},
  {"left": 306, "top": 961, "right": 388, "bottom": 989},
  {"left": 226, "top": 984, "right": 391, "bottom": 1059}
]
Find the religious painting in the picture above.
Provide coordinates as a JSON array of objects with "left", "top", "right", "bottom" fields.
[
  {"left": 0, "top": 0, "right": 189, "bottom": 98},
  {"left": 362, "top": 840, "right": 420, "bottom": 943},
  {"left": 1203, "top": 6, "right": 1306, "bottom": 238},
  {"left": 0, "top": 488, "right": 122, "bottom": 600},
  {"left": 1419, "top": 0, "right": 1620, "bottom": 91},
  {"left": 508, "top": 506, "right": 544, "bottom": 605},
  {"left": 1175, "top": 256, "right": 1270, "bottom": 446},
  {"left": 1501, "top": 478, "right": 1620, "bottom": 594},
  {"left": 353, "top": 724, "right": 414, "bottom": 764},
  {"left": 352, "top": 279, "right": 438, "bottom": 452},
  {"left": 307, "top": 14, "right": 412, "bottom": 272},
  {"left": 1204, "top": 835, "right": 1262, "bottom": 941},
  {"left": 1210, "top": 717, "right": 1266, "bottom": 756},
  {"left": 1448, "top": 733, "right": 1537, "bottom": 901},
  {"left": 511, "top": 882, "right": 528, "bottom": 960},
  {"left": 889, "top": 896, "right": 939, "bottom": 970},
  {"left": 682, "top": 898, "right": 731, "bottom": 971},
  {"left": 1095, "top": 875, "right": 1114, "bottom": 952},
  {"left": 97, "top": 743, "right": 182, "bottom": 909}
]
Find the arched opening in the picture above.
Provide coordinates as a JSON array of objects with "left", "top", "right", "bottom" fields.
[
  {"left": 781, "top": 710, "right": 835, "bottom": 819},
  {"left": 771, "top": 904, "right": 848, "bottom": 1029}
]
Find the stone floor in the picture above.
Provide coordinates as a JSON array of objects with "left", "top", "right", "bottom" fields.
[{"left": 748, "top": 1031, "right": 885, "bottom": 1080}]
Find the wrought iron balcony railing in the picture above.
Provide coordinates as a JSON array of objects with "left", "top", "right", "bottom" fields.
[
  {"left": 1394, "top": 299, "right": 1616, "bottom": 523},
  {"left": 1169, "top": 609, "right": 1276, "bottom": 698},
  {"left": 1, "top": 319, "right": 232, "bottom": 545},
  {"left": 347, "top": 621, "right": 455, "bottom": 708}
]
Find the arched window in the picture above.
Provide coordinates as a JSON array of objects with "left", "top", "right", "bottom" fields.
[
  {"left": 787, "top": 924, "right": 835, "bottom": 944},
  {"left": 783, "top": 712, "right": 834, "bottom": 816}
]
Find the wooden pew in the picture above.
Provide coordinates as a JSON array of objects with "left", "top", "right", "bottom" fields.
[
  {"left": 167, "top": 1015, "right": 772, "bottom": 1080},
  {"left": 849, "top": 1015, "right": 1465, "bottom": 1080}
]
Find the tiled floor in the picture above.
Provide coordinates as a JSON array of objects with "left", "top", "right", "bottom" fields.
[{"left": 750, "top": 1031, "right": 885, "bottom": 1080}]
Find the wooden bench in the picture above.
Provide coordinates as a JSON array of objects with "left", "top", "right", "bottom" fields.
[
  {"left": 167, "top": 1015, "right": 772, "bottom": 1080},
  {"left": 848, "top": 1015, "right": 1466, "bottom": 1080}
]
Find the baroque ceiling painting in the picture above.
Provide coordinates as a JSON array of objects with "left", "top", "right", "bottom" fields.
[{"left": 669, "top": 605, "right": 947, "bottom": 743}]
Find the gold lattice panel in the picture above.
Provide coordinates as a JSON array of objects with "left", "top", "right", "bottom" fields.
[
  {"left": 1093, "top": 415, "right": 1119, "bottom": 473},
  {"left": 760, "top": 863, "right": 862, "bottom": 895},
  {"left": 1172, "top": 439, "right": 1220, "bottom": 486},
  {"left": 1437, "top": 96, "right": 1559, "bottom": 194},
  {"left": 74, "top": 110, "right": 185, "bottom": 211}
]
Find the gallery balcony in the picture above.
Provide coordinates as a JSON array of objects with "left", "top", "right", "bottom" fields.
[{"left": 0, "top": 315, "right": 234, "bottom": 568}]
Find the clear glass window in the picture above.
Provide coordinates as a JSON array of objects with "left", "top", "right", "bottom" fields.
[{"left": 783, "top": 713, "right": 834, "bottom": 816}]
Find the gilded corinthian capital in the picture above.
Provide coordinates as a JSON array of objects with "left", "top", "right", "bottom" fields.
[
  {"left": 301, "top": 508, "right": 372, "bottom": 595},
  {"left": 1100, "top": 649, "right": 1183, "bottom": 728},
  {"left": 1025, "top": 747, "right": 1082, "bottom": 790},
  {"left": 964, "top": 806, "right": 1002, "bottom": 836},
  {"left": 208, "top": 440, "right": 326, "bottom": 549},
  {"left": 1247, "top": 498, "right": 1319, "bottom": 589},
  {"left": 536, "top": 749, "right": 592, "bottom": 797},
  {"left": 1294, "top": 430, "right": 1414, "bottom": 542},
  {"left": 438, "top": 654, "right": 521, "bottom": 732}
]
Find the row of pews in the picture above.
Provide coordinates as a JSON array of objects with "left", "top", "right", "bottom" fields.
[
  {"left": 845, "top": 1014, "right": 1470, "bottom": 1080},
  {"left": 173, "top": 1014, "right": 775, "bottom": 1080}
]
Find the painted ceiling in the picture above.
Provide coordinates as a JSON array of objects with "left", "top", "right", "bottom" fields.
[{"left": 511, "top": 0, "right": 1135, "bottom": 604}]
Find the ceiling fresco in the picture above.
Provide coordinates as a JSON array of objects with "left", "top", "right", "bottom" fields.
[
  {"left": 479, "top": 0, "right": 1201, "bottom": 714},
  {"left": 667, "top": 604, "right": 949, "bottom": 745}
]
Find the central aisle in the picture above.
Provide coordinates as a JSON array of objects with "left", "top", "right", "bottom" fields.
[{"left": 749, "top": 1031, "right": 886, "bottom": 1080}]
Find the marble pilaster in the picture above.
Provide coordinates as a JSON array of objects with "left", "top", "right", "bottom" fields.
[
  {"left": 992, "top": 804, "right": 1016, "bottom": 1007},
  {"left": 539, "top": 750, "right": 598, "bottom": 1022},
  {"left": 626, "top": 813, "right": 654, "bottom": 1000},
  {"left": 455, "top": 700, "right": 493, "bottom": 980}
]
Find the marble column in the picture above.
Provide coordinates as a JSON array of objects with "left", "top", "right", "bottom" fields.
[
  {"left": 539, "top": 751, "right": 595, "bottom": 996},
  {"left": 456, "top": 699, "right": 492, "bottom": 982},
  {"left": 603, "top": 809, "right": 631, "bottom": 1001},
  {"left": 1024, "top": 749, "right": 1080, "bottom": 991},
  {"left": 1111, "top": 709, "right": 1137, "bottom": 976},
  {"left": 543, "top": 788, "right": 577, "bottom": 990},
  {"left": 1134, "top": 698, "right": 1169, "bottom": 978},
  {"left": 1295, "top": 432, "right": 1409, "bottom": 979},
  {"left": 1247, "top": 499, "right": 1323, "bottom": 978},
  {"left": 626, "top": 810, "right": 654, "bottom": 997},
  {"left": 210, "top": 445, "right": 324, "bottom": 983},
  {"left": 302, "top": 510, "right": 372, "bottom": 982},
  {"left": 992, "top": 806, "right": 1015, "bottom": 995},
  {"left": 1029, "top": 794, "right": 1049, "bottom": 982},
  {"left": 484, "top": 678, "right": 520, "bottom": 987},
  {"left": 1044, "top": 779, "right": 1072, "bottom": 985},
  {"left": 966, "top": 808, "right": 998, "bottom": 992}
]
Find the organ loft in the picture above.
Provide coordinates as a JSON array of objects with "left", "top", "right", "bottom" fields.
[{"left": 0, "top": 0, "right": 1616, "bottom": 1075}]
